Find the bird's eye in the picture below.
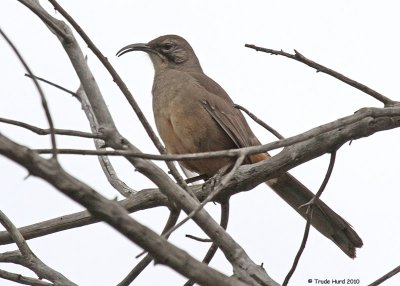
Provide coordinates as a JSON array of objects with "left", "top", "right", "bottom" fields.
[{"left": 162, "top": 42, "right": 174, "bottom": 51}]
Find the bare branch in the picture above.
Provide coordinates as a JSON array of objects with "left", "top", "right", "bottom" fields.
[
  {"left": 0, "top": 106, "right": 398, "bottom": 246},
  {"left": 25, "top": 73, "right": 80, "bottom": 101},
  {"left": 117, "top": 210, "right": 181, "bottom": 286},
  {"left": 368, "top": 265, "right": 400, "bottom": 286},
  {"left": 0, "top": 187, "right": 180, "bottom": 245},
  {"left": 0, "top": 27, "right": 57, "bottom": 158},
  {"left": 185, "top": 235, "right": 212, "bottom": 243},
  {"left": 18, "top": 2, "right": 399, "bottom": 284},
  {"left": 0, "top": 269, "right": 53, "bottom": 286},
  {"left": 234, "top": 104, "right": 284, "bottom": 139},
  {"left": 0, "top": 250, "right": 24, "bottom": 264},
  {"left": 0, "top": 117, "right": 102, "bottom": 139},
  {"left": 33, "top": 107, "right": 400, "bottom": 164},
  {"left": 0, "top": 133, "right": 251, "bottom": 286},
  {"left": 0, "top": 209, "right": 77, "bottom": 285},
  {"left": 184, "top": 201, "right": 230, "bottom": 286},
  {"left": 245, "top": 44, "right": 398, "bottom": 107},
  {"left": 157, "top": 155, "right": 245, "bottom": 241},
  {"left": 283, "top": 152, "right": 336, "bottom": 286},
  {"left": 74, "top": 84, "right": 136, "bottom": 197}
]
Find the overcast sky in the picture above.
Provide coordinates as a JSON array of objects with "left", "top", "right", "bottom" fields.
[{"left": 1, "top": 1, "right": 400, "bottom": 285}]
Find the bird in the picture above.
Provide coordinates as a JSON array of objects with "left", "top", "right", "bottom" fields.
[{"left": 116, "top": 35, "right": 363, "bottom": 258}]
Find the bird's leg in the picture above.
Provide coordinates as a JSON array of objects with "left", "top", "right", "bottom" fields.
[
  {"left": 185, "top": 174, "right": 208, "bottom": 184},
  {"left": 202, "top": 164, "right": 232, "bottom": 195}
]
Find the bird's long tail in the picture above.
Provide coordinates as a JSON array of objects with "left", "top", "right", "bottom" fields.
[{"left": 250, "top": 153, "right": 363, "bottom": 258}]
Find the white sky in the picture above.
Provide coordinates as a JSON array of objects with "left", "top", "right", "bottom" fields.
[{"left": 1, "top": 1, "right": 400, "bottom": 285}]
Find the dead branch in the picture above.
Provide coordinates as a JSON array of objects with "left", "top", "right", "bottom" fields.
[
  {"left": 0, "top": 117, "right": 102, "bottom": 139},
  {"left": 0, "top": 209, "right": 77, "bottom": 285},
  {"left": 0, "top": 27, "right": 57, "bottom": 158},
  {"left": 245, "top": 44, "right": 398, "bottom": 107}
]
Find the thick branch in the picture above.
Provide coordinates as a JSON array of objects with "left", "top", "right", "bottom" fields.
[
  {"left": 0, "top": 210, "right": 76, "bottom": 285},
  {"left": 0, "top": 269, "right": 53, "bottom": 286},
  {"left": 0, "top": 133, "right": 249, "bottom": 286},
  {"left": 0, "top": 106, "right": 398, "bottom": 246},
  {"left": 17, "top": 2, "right": 278, "bottom": 284}
]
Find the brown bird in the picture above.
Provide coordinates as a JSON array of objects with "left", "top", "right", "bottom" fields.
[{"left": 117, "top": 35, "right": 363, "bottom": 258}]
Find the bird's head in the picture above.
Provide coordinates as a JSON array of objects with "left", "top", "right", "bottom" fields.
[{"left": 116, "top": 35, "right": 202, "bottom": 72}]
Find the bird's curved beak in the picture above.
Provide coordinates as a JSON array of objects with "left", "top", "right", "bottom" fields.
[{"left": 116, "top": 43, "right": 162, "bottom": 58}]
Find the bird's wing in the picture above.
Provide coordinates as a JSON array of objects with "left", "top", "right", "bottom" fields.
[{"left": 190, "top": 72, "right": 261, "bottom": 149}]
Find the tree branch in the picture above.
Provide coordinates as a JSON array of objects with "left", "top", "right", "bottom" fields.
[
  {"left": 0, "top": 133, "right": 250, "bottom": 286},
  {"left": 0, "top": 27, "right": 57, "bottom": 158},
  {"left": 0, "top": 117, "right": 102, "bottom": 139},
  {"left": 117, "top": 209, "right": 181, "bottom": 286},
  {"left": 0, "top": 269, "right": 53, "bottom": 286},
  {"left": 0, "top": 106, "right": 398, "bottom": 247},
  {"left": 25, "top": 73, "right": 80, "bottom": 101},
  {"left": 0, "top": 209, "right": 77, "bottom": 285},
  {"left": 184, "top": 201, "right": 230, "bottom": 286},
  {"left": 368, "top": 265, "right": 400, "bottom": 286},
  {"left": 33, "top": 107, "right": 400, "bottom": 164},
  {"left": 245, "top": 44, "right": 398, "bottom": 107},
  {"left": 74, "top": 83, "right": 136, "bottom": 197},
  {"left": 283, "top": 152, "right": 336, "bottom": 286},
  {"left": 234, "top": 104, "right": 284, "bottom": 139}
]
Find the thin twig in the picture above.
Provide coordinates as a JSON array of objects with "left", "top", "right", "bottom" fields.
[
  {"left": 117, "top": 210, "right": 181, "bottom": 286},
  {"left": 0, "top": 28, "right": 57, "bottom": 158},
  {"left": 283, "top": 152, "right": 336, "bottom": 286},
  {"left": 369, "top": 265, "right": 400, "bottom": 286},
  {"left": 47, "top": 0, "right": 188, "bottom": 191},
  {"left": 185, "top": 235, "right": 212, "bottom": 242},
  {"left": 245, "top": 44, "right": 397, "bottom": 107},
  {"left": 184, "top": 201, "right": 230, "bottom": 286},
  {"left": 0, "top": 117, "right": 103, "bottom": 139},
  {"left": 234, "top": 104, "right": 284, "bottom": 139},
  {"left": 25, "top": 73, "right": 80, "bottom": 101}
]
